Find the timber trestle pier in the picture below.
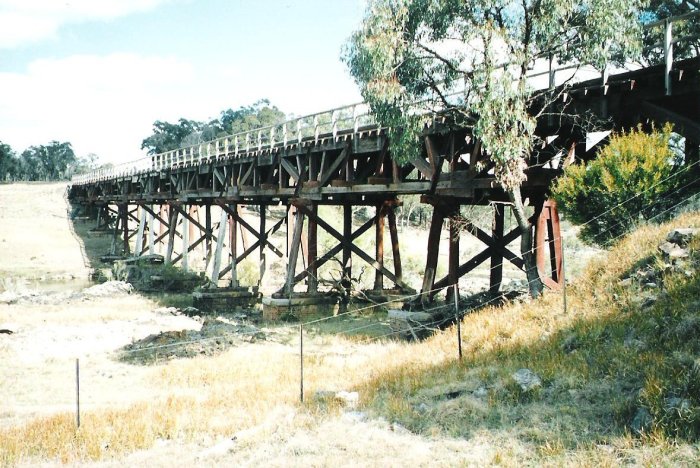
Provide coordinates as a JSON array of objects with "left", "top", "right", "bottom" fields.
[{"left": 69, "top": 34, "right": 700, "bottom": 318}]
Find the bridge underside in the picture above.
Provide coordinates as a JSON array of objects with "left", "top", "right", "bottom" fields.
[{"left": 68, "top": 57, "right": 700, "bottom": 310}]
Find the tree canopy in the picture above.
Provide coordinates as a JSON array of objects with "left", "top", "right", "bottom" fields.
[
  {"left": 141, "top": 99, "right": 286, "bottom": 155},
  {"left": 344, "top": 0, "right": 647, "bottom": 296},
  {"left": 0, "top": 141, "right": 98, "bottom": 182},
  {"left": 344, "top": 0, "right": 645, "bottom": 187}
]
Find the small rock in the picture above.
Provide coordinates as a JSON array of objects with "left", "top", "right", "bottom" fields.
[
  {"left": 624, "top": 337, "right": 645, "bottom": 350},
  {"left": 658, "top": 241, "right": 689, "bottom": 260},
  {"left": 666, "top": 228, "right": 699, "bottom": 247},
  {"left": 416, "top": 403, "right": 430, "bottom": 413},
  {"left": 641, "top": 295, "right": 657, "bottom": 308},
  {"left": 643, "top": 282, "right": 658, "bottom": 289},
  {"left": 619, "top": 278, "right": 633, "bottom": 287},
  {"left": 665, "top": 397, "right": 691, "bottom": 413},
  {"left": 335, "top": 390, "right": 359, "bottom": 408},
  {"left": 199, "top": 438, "right": 236, "bottom": 458},
  {"left": 181, "top": 307, "right": 200, "bottom": 316},
  {"left": 630, "top": 407, "right": 653, "bottom": 435},
  {"left": 390, "top": 422, "right": 410, "bottom": 434},
  {"left": 313, "top": 390, "right": 337, "bottom": 402},
  {"left": 82, "top": 281, "right": 133, "bottom": 298},
  {"left": 473, "top": 387, "right": 488, "bottom": 398},
  {"left": 342, "top": 411, "right": 367, "bottom": 423},
  {"left": 561, "top": 334, "right": 579, "bottom": 353},
  {"left": 512, "top": 368, "right": 542, "bottom": 392}
]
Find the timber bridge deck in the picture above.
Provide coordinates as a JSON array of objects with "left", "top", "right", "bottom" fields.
[{"left": 69, "top": 16, "right": 700, "bottom": 312}]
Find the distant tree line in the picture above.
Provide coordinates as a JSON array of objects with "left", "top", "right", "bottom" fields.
[
  {"left": 141, "top": 99, "right": 287, "bottom": 155},
  {"left": 0, "top": 140, "right": 98, "bottom": 182}
]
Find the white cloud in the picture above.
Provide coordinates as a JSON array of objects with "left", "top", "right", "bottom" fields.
[
  {"left": 0, "top": 0, "right": 170, "bottom": 48},
  {"left": 0, "top": 53, "right": 196, "bottom": 163},
  {"left": 0, "top": 52, "right": 362, "bottom": 166}
]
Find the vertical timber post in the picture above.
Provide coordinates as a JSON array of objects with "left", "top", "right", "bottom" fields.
[
  {"left": 374, "top": 203, "right": 385, "bottom": 291},
  {"left": 205, "top": 203, "right": 212, "bottom": 267},
  {"left": 421, "top": 205, "right": 444, "bottom": 305},
  {"left": 490, "top": 204, "right": 505, "bottom": 294},
  {"left": 147, "top": 205, "right": 155, "bottom": 255},
  {"left": 75, "top": 358, "right": 80, "bottom": 429},
  {"left": 286, "top": 204, "right": 305, "bottom": 296},
  {"left": 182, "top": 206, "right": 190, "bottom": 272},
  {"left": 135, "top": 206, "right": 146, "bottom": 256},
  {"left": 121, "top": 203, "right": 129, "bottom": 255},
  {"left": 210, "top": 206, "right": 228, "bottom": 286},
  {"left": 307, "top": 203, "right": 318, "bottom": 293},
  {"left": 387, "top": 205, "right": 402, "bottom": 285},
  {"left": 259, "top": 204, "right": 267, "bottom": 288},
  {"left": 229, "top": 204, "right": 238, "bottom": 288},
  {"left": 165, "top": 205, "right": 178, "bottom": 264},
  {"left": 446, "top": 208, "right": 459, "bottom": 303},
  {"left": 342, "top": 204, "right": 353, "bottom": 295},
  {"left": 664, "top": 18, "right": 673, "bottom": 96}
]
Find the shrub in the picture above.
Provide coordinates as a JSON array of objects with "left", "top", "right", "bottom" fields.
[{"left": 552, "top": 124, "right": 683, "bottom": 246}]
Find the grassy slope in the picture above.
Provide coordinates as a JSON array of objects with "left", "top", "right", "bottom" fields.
[
  {"left": 2, "top": 212, "right": 699, "bottom": 466},
  {"left": 360, "top": 212, "right": 700, "bottom": 465}
]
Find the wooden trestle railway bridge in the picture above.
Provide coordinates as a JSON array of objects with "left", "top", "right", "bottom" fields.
[{"left": 69, "top": 17, "right": 700, "bottom": 314}]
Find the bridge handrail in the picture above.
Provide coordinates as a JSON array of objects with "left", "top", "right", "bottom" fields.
[{"left": 71, "top": 11, "right": 700, "bottom": 186}]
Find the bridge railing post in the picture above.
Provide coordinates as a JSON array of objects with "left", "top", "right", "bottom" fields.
[{"left": 664, "top": 18, "right": 673, "bottom": 96}]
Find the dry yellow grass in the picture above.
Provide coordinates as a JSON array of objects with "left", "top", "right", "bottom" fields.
[{"left": 2, "top": 182, "right": 699, "bottom": 466}]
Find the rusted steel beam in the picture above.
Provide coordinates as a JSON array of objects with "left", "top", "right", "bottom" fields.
[{"left": 535, "top": 200, "right": 564, "bottom": 290}]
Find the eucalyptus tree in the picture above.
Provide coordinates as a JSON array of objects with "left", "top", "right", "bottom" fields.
[
  {"left": 642, "top": 0, "right": 700, "bottom": 63},
  {"left": 344, "top": 0, "right": 647, "bottom": 296}
]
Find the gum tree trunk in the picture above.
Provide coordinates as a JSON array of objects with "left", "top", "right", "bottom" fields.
[{"left": 508, "top": 186, "right": 544, "bottom": 298}]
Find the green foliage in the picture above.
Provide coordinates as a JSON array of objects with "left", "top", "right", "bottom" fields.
[
  {"left": 0, "top": 141, "right": 16, "bottom": 181},
  {"left": 344, "top": 0, "right": 646, "bottom": 189},
  {"left": 552, "top": 125, "right": 681, "bottom": 246},
  {"left": 141, "top": 99, "right": 286, "bottom": 155},
  {"left": 220, "top": 99, "right": 286, "bottom": 135}
]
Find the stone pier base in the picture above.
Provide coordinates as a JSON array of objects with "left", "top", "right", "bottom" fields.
[
  {"left": 193, "top": 287, "right": 261, "bottom": 313},
  {"left": 262, "top": 293, "right": 339, "bottom": 321}
]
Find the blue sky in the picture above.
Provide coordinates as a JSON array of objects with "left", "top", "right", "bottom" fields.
[{"left": 0, "top": 0, "right": 365, "bottom": 163}]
